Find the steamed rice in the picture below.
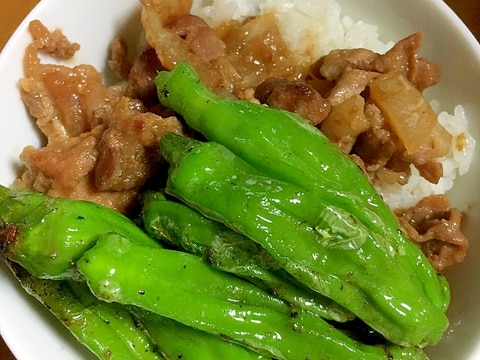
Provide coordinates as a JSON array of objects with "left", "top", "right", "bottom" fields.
[
  {"left": 191, "top": 0, "right": 392, "bottom": 61},
  {"left": 376, "top": 104, "right": 476, "bottom": 209},
  {"left": 192, "top": 0, "right": 476, "bottom": 210}
]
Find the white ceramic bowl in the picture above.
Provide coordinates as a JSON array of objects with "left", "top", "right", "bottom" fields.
[{"left": 0, "top": 0, "right": 479, "bottom": 359}]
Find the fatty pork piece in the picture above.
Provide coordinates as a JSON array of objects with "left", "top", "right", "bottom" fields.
[
  {"left": 396, "top": 195, "right": 469, "bottom": 272},
  {"left": 312, "top": 32, "right": 448, "bottom": 185},
  {"left": 314, "top": 31, "right": 442, "bottom": 91},
  {"left": 16, "top": 20, "right": 183, "bottom": 213},
  {"left": 109, "top": 38, "right": 174, "bottom": 116},
  {"left": 141, "top": 0, "right": 302, "bottom": 97},
  {"left": 254, "top": 77, "right": 331, "bottom": 125}
]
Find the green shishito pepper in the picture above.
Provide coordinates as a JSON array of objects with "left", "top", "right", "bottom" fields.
[
  {"left": 0, "top": 186, "right": 427, "bottom": 359},
  {"left": 155, "top": 62, "right": 450, "bottom": 315},
  {"left": 7, "top": 262, "right": 162, "bottom": 360},
  {"left": 159, "top": 132, "right": 448, "bottom": 347},
  {"left": 141, "top": 190, "right": 355, "bottom": 323},
  {"left": 133, "top": 309, "right": 270, "bottom": 360},
  {"left": 9, "top": 259, "right": 264, "bottom": 360},
  {"left": 77, "top": 232, "right": 428, "bottom": 360},
  {"left": 0, "top": 185, "right": 162, "bottom": 279}
]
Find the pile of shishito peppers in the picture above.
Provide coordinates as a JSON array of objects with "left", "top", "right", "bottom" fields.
[{"left": 0, "top": 62, "right": 451, "bottom": 359}]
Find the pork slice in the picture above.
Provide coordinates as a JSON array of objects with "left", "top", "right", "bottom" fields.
[{"left": 254, "top": 77, "right": 331, "bottom": 125}]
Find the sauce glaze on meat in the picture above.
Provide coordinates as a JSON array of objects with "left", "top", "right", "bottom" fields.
[{"left": 16, "top": 8, "right": 469, "bottom": 271}]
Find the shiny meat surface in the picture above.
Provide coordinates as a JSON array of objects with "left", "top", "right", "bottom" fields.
[
  {"left": 141, "top": 3, "right": 302, "bottom": 97},
  {"left": 396, "top": 195, "right": 469, "bottom": 272},
  {"left": 261, "top": 32, "right": 449, "bottom": 188},
  {"left": 16, "top": 21, "right": 183, "bottom": 214},
  {"left": 254, "top": 77, "right": 331, "bottom": 125},
  {"left": 316, "top": 32, "right": 442, "bottom": 91},
  {"left": 16, "top": 17, "right": 469, "bottom": 271}
]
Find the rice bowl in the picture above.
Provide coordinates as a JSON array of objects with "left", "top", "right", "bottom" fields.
[{"left": 0, "top": 0, "right": 479, "bottom": 359}]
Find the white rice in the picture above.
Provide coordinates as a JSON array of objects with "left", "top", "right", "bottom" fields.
[
  {"left": 375, "top": 104, "right": 476, "bottom": 210},
  {"left": 191, "top": 0, "right": 392, "bottom": 61},
  {"left": 191, "top": 0, "right": 476, "bottom": 210}
]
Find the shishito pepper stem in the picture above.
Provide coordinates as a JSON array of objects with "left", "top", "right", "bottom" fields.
[
  {"left": 155, "top": 62, "right": 449, "bottom": 312},
  {"left": 140, "top": 190, "right": 355, "bottom": 322},
  {"left": 8, "top": 262, "right": 162, "bottom": 360},
  {"left": 159, "top": 133, "right": 448, "bottom": 347},
  {"left": 0, "top": 185, "right": 162, "bottom": 279},
  {"left": 77, "top": 232, "right": 428, "bottom": 360}
]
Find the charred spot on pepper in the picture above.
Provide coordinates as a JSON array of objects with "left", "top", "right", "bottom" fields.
[
  {"left": 132, "top": 314, "right": 142, "bottom": 329},
  {"left": 334, "top": 317, "right": 387, "bottom": 346},
  {"left": 204, "top": 248, "right": 216, "bottom": 265},
  {"left": 218, "top": 333, "right": 236, "bottom": 343},
  {"left": 0, "top": 224, "right": 19, "bottom": 251}
]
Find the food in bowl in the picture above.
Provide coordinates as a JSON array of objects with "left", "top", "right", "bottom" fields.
[{"left": 0, "top": 0, "right": 478, "bottom": 358}]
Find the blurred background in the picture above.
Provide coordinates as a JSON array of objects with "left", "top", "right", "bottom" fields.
[
  {"left": 445, "top": 0, "right": 480, "bottom": 40},
  {"left": 0, "top": 0, "right": 478, "bottom": 359}
]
